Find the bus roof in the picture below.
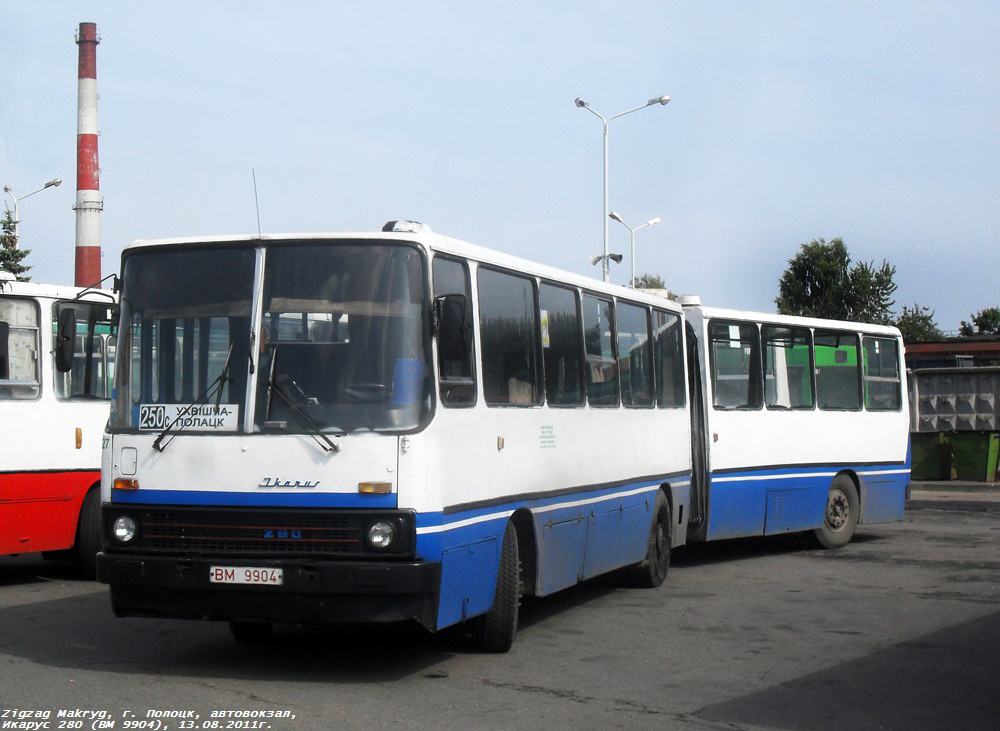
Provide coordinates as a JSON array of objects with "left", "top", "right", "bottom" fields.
[
  {"left": 686, "top": 302, "right": 902, "bottom": 338},
  {"left": 0, "top": 278, "right": 115, "bottom": 303},
  {"left": 123, "top": 229, "right": 686, "bottom": 314}
]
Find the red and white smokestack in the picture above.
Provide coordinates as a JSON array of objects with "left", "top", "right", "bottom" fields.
[{"left": 74, "top": 22, "right": 102, "bottom": 287}]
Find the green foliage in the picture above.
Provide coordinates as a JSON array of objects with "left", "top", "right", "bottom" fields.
[
  {"left": 632, "top": 273, "right": 676, "bottom": 299},
  {"left": 959, "top": 307, "right": 1000, "bottom": 336},
  {"left": 895, "top": 303, "right": 943, "bottom": 342},
  {"left": 775, "top": 237, "right": 896, "bottom": 325},
  {"left": 0, "top": 208, "right": 31, "bottom": 280}
]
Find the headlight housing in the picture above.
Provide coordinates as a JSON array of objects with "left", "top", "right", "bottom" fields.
[
  {"left": 113, "top": 515, "right": 137, "bottom": 543},
  {"left": 366, "top": 520, "right": 396, "bottom": 550}
]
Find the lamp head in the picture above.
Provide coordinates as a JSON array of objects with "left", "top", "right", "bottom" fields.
[
  {"left": 647, "top": 217, "right": 662, "bottom": 226},
  {"left": 46, "top": 178, "right": 62, "bottom": 188},
  {"left": 608, "top": 210, "right": 624, "bottom": 223},
  {"left": 574, "top": 97, "right": 588, "bottom": 108}
]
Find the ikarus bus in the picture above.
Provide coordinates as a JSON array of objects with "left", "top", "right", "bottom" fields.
[
  {"left": 97, "top": 224, "right": 692, "bottom": 650},
  {"left": 96, "top": 223, "right": 910, "bottom": 651}
]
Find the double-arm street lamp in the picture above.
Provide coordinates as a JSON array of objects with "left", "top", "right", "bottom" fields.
[
  {"left": 575, "top": 94, "right": 669, "bottom": 283},
  {"left": 3, "top": 178, "right": 62, "bottom": 246},
  {"left": 609, "top": 211, "right": 661, "bottom": 288}
]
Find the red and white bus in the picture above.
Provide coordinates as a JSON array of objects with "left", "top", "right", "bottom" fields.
[{"left": 0, "top": 272, "right": 115, "bottom": 576}]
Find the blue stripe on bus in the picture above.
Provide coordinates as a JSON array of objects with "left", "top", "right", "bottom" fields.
[
  {"left": 110, "top": 488, "right": 398, "bottom": 509},
  {"left": 416, "top": 473, "right": 685, "bottom": 629},
  {"left": 706, "top": 462, "right": 909, "bottom": 541}
]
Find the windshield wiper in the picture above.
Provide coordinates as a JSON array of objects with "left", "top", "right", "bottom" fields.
[
  {"left": 152, "top": 345, "right": 234, "bottom": 452},
  {"left": 267, "top": 378, "right": 340, "bottom": 453}
]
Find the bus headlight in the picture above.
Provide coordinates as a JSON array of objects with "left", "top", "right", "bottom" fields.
[
  {"left": 113, "top": 515, "right": 138, "bottom": 543},
  {"left": 367, "top": 520, "right": 395, "bottom": 550}
]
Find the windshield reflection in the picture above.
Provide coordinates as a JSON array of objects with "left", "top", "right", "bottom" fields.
[{"left": 255, "top": 242, "right": 430, "bottom": 434}]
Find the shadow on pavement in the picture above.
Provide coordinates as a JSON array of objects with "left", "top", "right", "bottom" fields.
[{"left": 697, "top": 608, "right": 1000, "bottom": 731}]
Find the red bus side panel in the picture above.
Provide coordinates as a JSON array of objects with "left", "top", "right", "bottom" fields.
[{"left": 0, "top": 470, "right": 98, "bottom": 555}]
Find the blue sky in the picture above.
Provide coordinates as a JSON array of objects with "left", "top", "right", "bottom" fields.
[{"left": 2, "top": 2, "right": 998, "bottom": 332}]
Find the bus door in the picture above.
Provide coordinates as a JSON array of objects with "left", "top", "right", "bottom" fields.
[{"left": 685, "top": 321, "right": 709, "bottom": 539}]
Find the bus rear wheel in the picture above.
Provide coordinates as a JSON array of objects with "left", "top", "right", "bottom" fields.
[
  {"left": 469, "top": 521, "right": 520, "bottom": 653},
  {"left": 809, "top": 475, "right": 859, "bottom": 549},
  {"left": 629, "top": 490, "right": 671, "bottom": 588}
]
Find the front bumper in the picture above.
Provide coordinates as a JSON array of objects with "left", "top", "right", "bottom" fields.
[{"left": 97, "top": 552, "right": 442, "bottom": 630}]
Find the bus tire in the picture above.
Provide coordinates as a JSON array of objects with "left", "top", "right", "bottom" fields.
[
  {"left": 229, "top": 621, "right": 274, "bottom": 643},
  {"left": 630, "top": 490, "right": 671, "bottom": 588},
  {"left": 469, "top": 521, "right": 520, "bottom": 653},
  {"left": 76, "top": 487, "right": 102, "bottom": 580},
  {"left": 809, "top": 475, "right": 859, "bottom": 549}
]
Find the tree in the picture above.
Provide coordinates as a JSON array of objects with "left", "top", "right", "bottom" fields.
[
  {"left": 775, "top": 237, "right": 896, "bottom": 325},
  {"left": 0, "top": 208, "right": 31, "bottom": 280},
  {"left": 895, "top": 303, "right": 943, "bottom": 342},
  {"left": 631, "top": 273, "right": 677, "bottom": 299},
  {"left": 959, "top": 307, "right": 1000, "bottom": 336}
]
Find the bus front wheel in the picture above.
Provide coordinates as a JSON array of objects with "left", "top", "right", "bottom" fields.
[
  {"left": 809, "top": 475, "right": 859, "bottom": 549},
  {"left": 469, "top": 521, "right": 520, "bottom": 653}
]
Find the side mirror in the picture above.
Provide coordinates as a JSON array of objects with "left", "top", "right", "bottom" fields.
[
  {"left": 435, "top": 294, "right": 470, "bottom": 363},
  {"left": 55, "top": 307, "right": 77, "bottom": 373}
]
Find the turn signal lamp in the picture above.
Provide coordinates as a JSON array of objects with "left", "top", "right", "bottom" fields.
[
  {"left": 114, "top": 478, "right": 139, "bottom": 490},
  {"left": 358, "top": 481, "right": 392, "bottom": 495}
]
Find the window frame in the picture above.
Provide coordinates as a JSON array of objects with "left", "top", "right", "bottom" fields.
[
  {"left": 538, "top": 280, "right": 586, "bottom": 408},
  {"left": 0, "top": 295, "right": 42, "bottom": 401},
  {"left": 432, "top": 254, "right": 478, "bottom": 408},
  {"left": 708, "top": 319, "right": 763, "bottom": 411},
  {"left": 476, "top": 265, "right": 543, "bottom": 408},
  {"left": 862, "top": 335, "right": 902, "bottom": 412}
]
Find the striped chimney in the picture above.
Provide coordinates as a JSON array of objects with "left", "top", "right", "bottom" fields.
[{"left": 74, "top": 22, "right": 102, "bottom": 287}]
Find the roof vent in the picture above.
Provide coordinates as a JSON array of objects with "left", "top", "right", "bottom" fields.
[
  {"left": 382, "top": 220, "right": 431, "bottom": 233},
  {"left": 0, "top": 270, "right": 16, "bottom": 282}
]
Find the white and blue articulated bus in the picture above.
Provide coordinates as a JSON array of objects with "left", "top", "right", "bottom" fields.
[{"left": 97, "top": 224, "right": 692, "bottom": 651}]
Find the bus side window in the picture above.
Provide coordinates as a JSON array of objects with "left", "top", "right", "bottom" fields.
[
  {"left": 617, "top": 301, "right": 654, "bottom": 408},
  {"left": 708, "top": 321, "right": 761, "bottom": 409},
  {"left": 0, "top": 297, "right": 40, "bottom": 400},
  {"left": 432, "top": 256, "right": 476, "bottom": 406},
  {"left": 478, "top": 267, "right": 542, "bottom": 407},
  {"left": 583, "top": 294, "right": 618, "bottom": 407},
  {"left": 763, "top": 325, "right": 814, "bottom": 410},
  {"left": 815, "top": 330, "right": 861, "bottom": 410},
  {"left": 653, "top": 309, "right": 685, "bottom": 408},
  {"left": 539, "top": 282, "right": 584, "bottom": 407},
  {"left": 862, "top": 336, "right": 901, "bottom": 411}
]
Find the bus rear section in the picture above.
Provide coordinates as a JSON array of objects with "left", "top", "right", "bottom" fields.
[
  {"left": 0, "top": 275, "right": 115, "bottom": 575},
  {"left": 97, "top": 231, "right": 692, "bottom": 651},
  {"left": 682, "top": 301, "right": 910, "bottom": 548}
]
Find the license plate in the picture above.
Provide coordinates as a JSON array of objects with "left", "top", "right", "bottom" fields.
[{"left": 209, "top": 566, "right": 283, "bottom": 586}]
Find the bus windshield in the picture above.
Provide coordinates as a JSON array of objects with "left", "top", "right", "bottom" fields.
[
  {"left": 111, "top": 240, "right": 430, "bottom": 435},
  {"left": 255, "top": 242, "right": 429, "bottom": 434},
  {"left": 112, "top": 246, "right": 256, "bottom": 431}
]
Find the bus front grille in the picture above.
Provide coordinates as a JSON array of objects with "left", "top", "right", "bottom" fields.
[
  {"left": 140, "top": 508, "right": 360, "bottom": 554},
  {"left": 105, "top": 506, "right": 414, "bottom": 557}
]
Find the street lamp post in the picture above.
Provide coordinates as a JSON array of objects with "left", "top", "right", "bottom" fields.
[
  {"left": 609, "top": 211, "right": 661, "bottom": 287},
  {"left": 2, "top": 178, "right": 62, "bottom": 246},
  {"left": 574, "top": 95, "right": 669, "bottom": 283}
]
